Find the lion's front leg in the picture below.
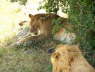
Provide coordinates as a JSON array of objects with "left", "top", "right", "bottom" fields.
[{"left": 16, "top": 34, "right": 49, "bottom": 45}]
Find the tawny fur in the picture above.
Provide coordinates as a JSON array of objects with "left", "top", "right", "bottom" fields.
[
  {"left": 17, "top": 13, "right": 72, "bottom": 43},
  {"left": 51, "top": 44, "right": 95, "bottom": 72},
  {"left": 54, "top": 28, "right": 76, "bottom": 44},
  {"left": 28, "top": 13, "right": 69, "bottom": 37}
]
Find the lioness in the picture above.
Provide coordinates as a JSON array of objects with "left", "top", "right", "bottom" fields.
[
  {"left": 51, "top": 44, "right": 95, "bottom": 72},
  {"left": 28, "top": 13, "right": 69, "bottom": 37},
  {"left": 54, "top": 28, "right": 76, "bottom": 44},
  {"left": 18, "top": 13, "right": 74, "bottom": 43}
]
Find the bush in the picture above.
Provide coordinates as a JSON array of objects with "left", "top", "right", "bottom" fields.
[{"left": 40, "top": 0, "right": 95, "bottom": 67}]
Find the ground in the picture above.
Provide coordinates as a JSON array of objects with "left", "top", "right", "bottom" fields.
[
  {"left": 0, "top": 46, "right": 52, "bottom": 72},
  {"left": 0, "top": 27, "right": 54, "bottom": 72}
]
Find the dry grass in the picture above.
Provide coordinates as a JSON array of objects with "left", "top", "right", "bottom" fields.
[{"left": 0, "top": 46, "right": 52, "bottom": 72}]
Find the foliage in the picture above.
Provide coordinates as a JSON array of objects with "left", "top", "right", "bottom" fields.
[
  {"left": 52, "top": 17, "right": 64, "bottom": 35},
  {"left": 39, "top": 0, "right": 69, "bottom": 13},
  {"left": 40, "top": 0, "right": 95, "bottom": 67}
]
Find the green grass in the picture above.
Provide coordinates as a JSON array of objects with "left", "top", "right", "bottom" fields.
[{"left": 0, "top": 45, "right": 52, "bottom": 72}]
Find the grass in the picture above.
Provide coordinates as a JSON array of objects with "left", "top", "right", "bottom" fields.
[
  {"left": 0, "top": 45, "right": 52, "bottom": 72},
  {"left": 0, "top": 1, "right": 52, "bottom": 72}
]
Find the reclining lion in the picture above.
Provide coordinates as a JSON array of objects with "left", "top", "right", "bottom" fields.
[
  {"left": 51, "top": 44, "right": 95, "bottom": 72},
  {"left": 17, "top": 13, "right": 75, "bottom": 44}
]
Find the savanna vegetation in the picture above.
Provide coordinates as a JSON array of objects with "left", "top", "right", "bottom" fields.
[
  {"left": 0, "top": 0, "right": 53, "bottom": 72},
  {"left": 0, "top": 0, "right": 95, "bottom": 72},
  {"left": 39, "top": 0, "right": 95, "bottom": 67}
]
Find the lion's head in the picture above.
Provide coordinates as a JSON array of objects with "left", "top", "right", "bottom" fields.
[
  {"left": 51, "top": 44, "right": 77, "bottom": 63},
  {"left": 51, "top": 44, "right": 79, "bottom": 72},
  {"left": 51, "top": 44, "right": 95, "bottom": 72},
  {"left": 28, "top": 13, "right": 60, "bottom": 37}
]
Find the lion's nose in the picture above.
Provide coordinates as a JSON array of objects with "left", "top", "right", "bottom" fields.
[{"left": 34, "top": 32, "right": 38, "bottom": 35}]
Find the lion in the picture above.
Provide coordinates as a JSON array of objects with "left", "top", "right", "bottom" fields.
[
  {"left": 54, "top": 28, "right": 76, "bottom": 44},
  {"left": 28, "top": 13, "right": 69, "bottom": 37},
  {"left": 17, "top": 13, "right": 74, "bottom": 43},
  {"left": 51, "top": 44, "right": 95, "bottom": 72}
]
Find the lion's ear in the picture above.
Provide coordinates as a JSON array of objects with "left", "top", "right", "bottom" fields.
[
  {"left": 29, "top": 14, "right": 33, "bottom": 18},
  {"left": 19, "top": 21, "right": 27, "bottom": 26}
]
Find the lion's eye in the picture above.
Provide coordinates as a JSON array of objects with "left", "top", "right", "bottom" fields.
[
  {"left": 53, "top": 52, "right": 60, "bottom": 60},
  {"left": 55, "top": 55, "right": 59, "bottom": 59}
]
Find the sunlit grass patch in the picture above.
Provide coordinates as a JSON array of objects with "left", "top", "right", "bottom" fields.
[{"left": 0, "top": 1, "right": 26, "bottom": 46}]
